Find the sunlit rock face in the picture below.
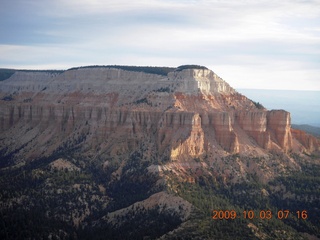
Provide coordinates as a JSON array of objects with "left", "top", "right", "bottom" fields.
[
  {"left": 0, "top": 66, "right": 318, "bottom": 167},
  {"left": 168, "top": 68, "right": 235, "bottom": 94}
]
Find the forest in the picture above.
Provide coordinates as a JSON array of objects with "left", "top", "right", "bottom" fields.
[{"left": 0, "top": 150, "right": 319, "bottom": 239}]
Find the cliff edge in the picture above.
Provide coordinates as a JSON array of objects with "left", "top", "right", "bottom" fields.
[{"left": 0, "top": 65, "right": 319, "bottom": 182}]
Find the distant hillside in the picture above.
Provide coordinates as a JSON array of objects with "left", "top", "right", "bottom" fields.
[
  {"left": 176, "top": 65, "right": 208, "bottom": 71},
  {"left": 0, "top": 69, "right": 16, "bottom": 81},
  {"left": 0, "top": 68, "right": 64, "bottom": 81},
  {"left": 68, "top": 65, "right": 176, "bottom": 76},
  {"left": 292, "top": 124, "right": 320, "bottom": 138},
  {"left": 71, "top": 64, "right": 208, "bottom": 75}
]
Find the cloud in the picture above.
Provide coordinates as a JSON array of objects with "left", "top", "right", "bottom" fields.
[{"left": 0, "top": 0, "right": 319, "bottom": 90}]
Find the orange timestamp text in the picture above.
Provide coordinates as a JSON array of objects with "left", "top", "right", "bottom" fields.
[{"left": 212, "top": 210, "right": 308, "bottom": 220}]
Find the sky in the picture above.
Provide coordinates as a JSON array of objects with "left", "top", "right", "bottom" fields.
[{"left": 1, "top": 0, "right": 320, "bottom": 90}]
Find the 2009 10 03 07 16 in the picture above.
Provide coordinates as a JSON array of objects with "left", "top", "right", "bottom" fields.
[{"left": 212, "top": 210, "right": 308, "bottom": 220}]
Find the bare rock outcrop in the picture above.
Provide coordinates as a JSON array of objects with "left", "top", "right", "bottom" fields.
[
  {"left": 0, "top": 66, "right": 319, "bottom": 169},
  {"left": 291, "top": 128, "right": 319, "bottom": 152}
]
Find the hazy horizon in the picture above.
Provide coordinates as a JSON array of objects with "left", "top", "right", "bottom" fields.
[{"left": 238, "top": 88, "right": 320, "bottom": 127}]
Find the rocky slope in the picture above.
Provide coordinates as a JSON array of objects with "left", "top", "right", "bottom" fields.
[
  {"left": 0, "top": 65, "right": 319, "bottom": 239},
  {"left": 0, "top": 66, "right": 318, "bottom": 173}
]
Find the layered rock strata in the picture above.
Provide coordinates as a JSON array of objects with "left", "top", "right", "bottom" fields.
[{"left": 0, "top": 67, "right": 319, "bottom": 166}]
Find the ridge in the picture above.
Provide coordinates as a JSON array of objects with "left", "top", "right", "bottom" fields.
[{"left": 0, "top": 64, "right": 319, "bottom": 239}]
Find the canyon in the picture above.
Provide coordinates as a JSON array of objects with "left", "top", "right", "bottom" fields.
[
  {"left": 0, "top": 67, "right": 319, "bottom": 159},
  {"left": 0, "top": 65, "right": 319, "bottom": 239},
  {"left": 0, "top": 66, "right": 318, "bottom": 176}
]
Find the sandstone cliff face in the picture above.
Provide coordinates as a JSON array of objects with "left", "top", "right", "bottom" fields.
[
  {"left": 291, "top": 128, "right": 319, "bottom": 152},
  {"left": 168, "top": 69, "right": 235, "bottom": 94},
  {"left": 1, "top": 67, "right": 320, "bottom": 240},
  {"left": 0, "top": 67, "right": 319, "bottom": 180}
]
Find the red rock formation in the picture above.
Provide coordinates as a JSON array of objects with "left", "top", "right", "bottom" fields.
[
  {"left": 291, "top": 128, "right": 320, "bottom": 153},
  {"left": 267, "top": 110, "right": 292, "bottom": 151},
  {"left": 0, "top": 67, "right": 319, "bottom": 165}
]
